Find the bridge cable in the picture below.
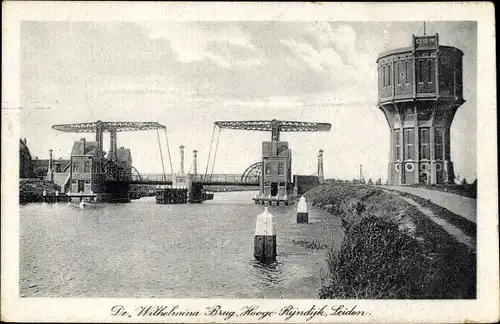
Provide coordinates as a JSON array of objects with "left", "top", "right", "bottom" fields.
[
  {"left": 204, "top": 125, "right": 217, "bottom": 180},
  {"left": 156, "top": 127, "right": 167, "bottom": 181},
  {"left": 209, "top": 127, "right": 222, "bottom": 182},
  {"left": 163, "top": 128, "right": 174, "bottom": 177}
]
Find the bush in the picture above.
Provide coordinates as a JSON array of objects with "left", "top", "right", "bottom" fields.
[{"left": 319, "top": 215, "right": 436, "bottom": 299}]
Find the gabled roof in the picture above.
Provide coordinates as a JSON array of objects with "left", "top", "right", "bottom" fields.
[
  {"left": 117, "top": 147, "right": 131, "bottom": 162},
  {"left": 71, "top": 141, "right": 98, "bottom": 156}
]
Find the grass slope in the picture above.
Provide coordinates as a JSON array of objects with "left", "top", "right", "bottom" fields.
[{"left": 305, "top": 183, "right": 476, "bottom": 299}]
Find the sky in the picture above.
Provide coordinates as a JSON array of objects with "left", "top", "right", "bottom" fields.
[{"left": 20, "top": 21, "right": 477, "bottom": 182}]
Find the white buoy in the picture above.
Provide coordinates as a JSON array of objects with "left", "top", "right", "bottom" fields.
[
  {"left": 254, "top": 207, "right": 276, "bottom": 261},
  {"left": 297, "top": 196, "right": 308, "bottom": 223}
]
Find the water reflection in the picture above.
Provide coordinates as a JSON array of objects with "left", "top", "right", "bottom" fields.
[{"left": 250, "top": 259, "right": 285, "bottom": 287}]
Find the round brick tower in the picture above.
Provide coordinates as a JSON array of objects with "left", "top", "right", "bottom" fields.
[{"left": 377, "top": 33, "right": 465, "bottom": 185}]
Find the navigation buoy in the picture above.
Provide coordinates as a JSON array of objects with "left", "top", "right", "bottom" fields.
[
  {"left": 297, "top": 196, "right": 308, "bottom": 223},
  {"left": 254, "top": 207, "right": 276, "bottom": 261}
]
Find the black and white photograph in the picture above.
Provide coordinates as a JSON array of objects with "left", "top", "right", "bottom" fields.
[{"left": 2, "top": 2, "right": 498, "bottom": 323}]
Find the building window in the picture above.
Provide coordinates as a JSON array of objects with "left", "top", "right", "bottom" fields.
[
  {"left": 404, "top": 128, "right": 415, "bottom": 160},
  {"left": 417, "top": 60, "right": 423, "bottom": 82},
  {"left": 277, "top": 162, "right": 284, "bottom": 175},
  {"left": 84, "top": 160, "right": 91, "bottom": 173},
  {"left": 435, "top": 127, "right": 443, "bottom": 160},
  {"left": 265, "top": 162, "right": 271, "bottom": 175},
  {"left": 72, "top": 162, "right": 81, "bottom": 173},
  {"left": 427, "top": 59, "right": 433, "bottom": 83},
  {"left": 419, "top": 128, "right": 430, "bottom": 160},
  {"left": 395, "top": 130, "right": 401, "bottom": 161}
]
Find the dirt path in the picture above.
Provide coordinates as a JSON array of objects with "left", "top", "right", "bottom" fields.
[
  {"left": 385, "top": 185, "right": 476, "bottom": 223},
  {"left": 383, "top": 189, "right": 476, "bottom": 252}
]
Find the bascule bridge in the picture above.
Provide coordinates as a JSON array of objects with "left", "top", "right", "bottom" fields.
[
  {"left": 52, "top": 121, "right": 167, "bottom": 202},
  {"left": 213, "top": 119, "right": 331, "bottom": 204}
]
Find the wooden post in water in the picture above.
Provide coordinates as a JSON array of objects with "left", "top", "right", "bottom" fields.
[
  {"left": 297, "top": 196, "right": 308, "bottom": 223},
  {"left": 254, "top": 207, "right": 276, "bottom": 261}
]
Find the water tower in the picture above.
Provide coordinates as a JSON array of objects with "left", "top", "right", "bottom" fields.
[{"left": 377, "top": 33, "right": 465, "bottom": 185}]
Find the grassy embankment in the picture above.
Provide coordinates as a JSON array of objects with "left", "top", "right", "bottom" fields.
[
  {"left": 304, "top": 183, "right": 476, "bottom": 299},
  {"left": 19, "top": 179, "right": 61, "bottom": 203}
]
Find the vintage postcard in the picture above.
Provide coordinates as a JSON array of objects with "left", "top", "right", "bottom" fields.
[{"left": 2, "top": 1, "right": 498, "bottom": 323}]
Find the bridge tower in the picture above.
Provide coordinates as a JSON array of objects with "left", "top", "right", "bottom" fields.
[
  {"left": 192, "top": 150, "right": 198, "bottom": 175},
  {"left": 377, "top": 33, "right": 465, "bottom": 185},
  {"left": 179, "top": 145, "right": 185, "bottom": 176},
  {"left": 317, "top": 149, "right": 324, "bottom": 184}
]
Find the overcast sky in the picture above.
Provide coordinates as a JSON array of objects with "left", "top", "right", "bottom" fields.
[{"left": 20, "top": 21, "right": 477, "bottom": 182}]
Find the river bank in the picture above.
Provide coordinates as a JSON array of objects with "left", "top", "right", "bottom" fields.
[
  {"left": 304, "top": 183, "right": 476, "bottom": 299},
  {"left": 19, "top": 179, "right": 61, "bottom": 204}
]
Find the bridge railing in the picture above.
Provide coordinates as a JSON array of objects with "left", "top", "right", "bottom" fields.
[{"left": 131, "top": 173, "right": 259, "bottom": 183}]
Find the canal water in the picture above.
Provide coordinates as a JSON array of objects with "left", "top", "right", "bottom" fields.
[{"left": 20, "top": 191, "right": 343, "bottom": 298}]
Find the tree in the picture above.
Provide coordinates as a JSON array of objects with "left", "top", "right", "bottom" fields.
[
  {"left": 367, "top": 178, "right": 373, "bottom": 185},
  {"left": 461, "top": 178, "right": 468, "bottom": 185},
  {"left": 375, "top": 178, "right": 382, "bottom": 185}
]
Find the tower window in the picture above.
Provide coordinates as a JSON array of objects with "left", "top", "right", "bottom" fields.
[
  {"left": 427, "top": 59, "right": 433, "bottom": 83},
  {"left": 388, "top": 65, "right": 391, "bottom": 86},
  {"left": 382, "top": 65, "right": 387, "bottom": 88},
  {"left": 397, "top": 62, "right": 401, "bottom": 85},
  {"left": 417, "top": 60, "right": 423, "bottom": 82},
  {"left": 405, "top": 61, "right": 409, "bottom": 83},
  {"left": 404, "top": 128, "right": 415, "bottom": 160},
  {"left": 419, "top": 128, "right": 430, "bottom": 160},
  {"left": 379, "top": 66, "right": 382, "bottom": 88},
  {"left": 435, "top": 127, "right": 443, "bottom": 160},
  {"left": 395, "top": 130, "right": 401, "bottom": 161}
]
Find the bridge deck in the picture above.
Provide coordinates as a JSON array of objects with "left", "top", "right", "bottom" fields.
[{"left": 130, "top": 180, "right": 259, "bottom": 186}]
